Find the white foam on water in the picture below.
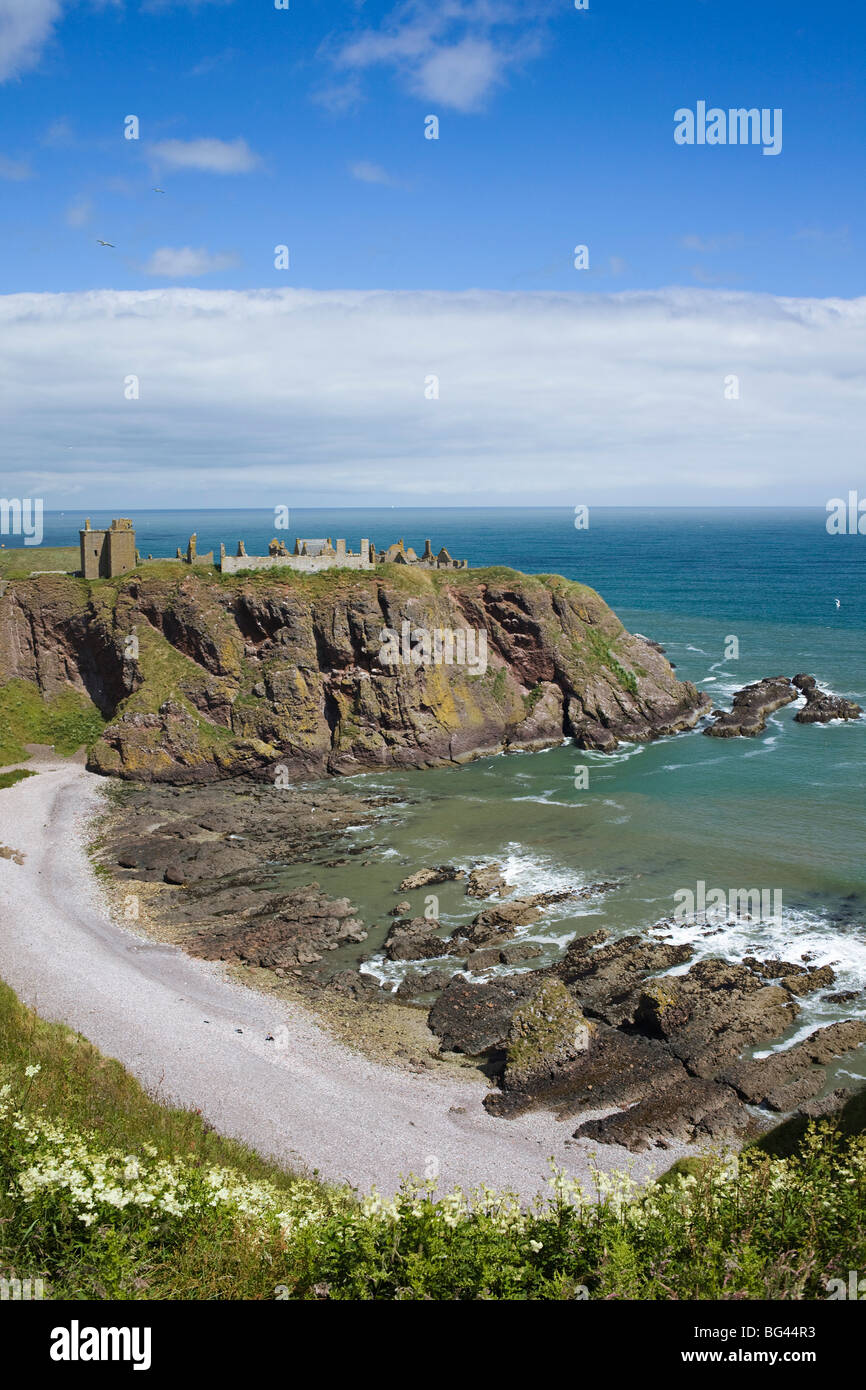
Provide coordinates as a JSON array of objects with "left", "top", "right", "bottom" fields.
[
  {"left": 579, "top": 741, "right": 647, "bottom": 767},
  {"left": 658, "top": 904, "right": 866, "bottom": 1028}
]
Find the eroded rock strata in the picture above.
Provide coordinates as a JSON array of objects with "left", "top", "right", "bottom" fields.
[{"left": 0, "top": 567, "right": 709, "bottom": 782}]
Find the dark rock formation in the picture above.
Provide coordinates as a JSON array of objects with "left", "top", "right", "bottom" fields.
[
  {"left": 704, "top": 676, "right": 797, "bottom": 737},
  {"left": 395, "top": 968, "right": 458, "bottom": 999},
  {"left": 792, "top": 673, "right": 862, "bottom": 724},
  {"left": 382, "top": 917, "right": 450, "bottom": 962},
  {"left": 428, "top": 975, "right": 539, "bottom": 1055},
  {"left": 430, "top": 930, "right": 864, "bottom": 1151}
]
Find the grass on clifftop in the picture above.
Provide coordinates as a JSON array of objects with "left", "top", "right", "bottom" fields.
[
  {"left": 2, "top": 976, "right": 865, "bottom": 1301},
  {"left": 0, "top": 680, "right": 107, "bottom": 765},
  {"left": 0, "top": 546, "right": 79, "bottom": 579}
]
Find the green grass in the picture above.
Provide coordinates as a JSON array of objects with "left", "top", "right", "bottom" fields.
[
  {"left": 0, "top": 546, "right": 79, "bottom": 579},
  {"left": 579, "top": 625, "right": 640, "bottom": 696},
  {"left": 0, "top": 680, "right": 107, "bottom": 765},
  {"left": 0, "top": 768, "right": 38, "bottom": 790},
  {"left": 1, "top": 975, "right": 865, "bottom": 1301}
]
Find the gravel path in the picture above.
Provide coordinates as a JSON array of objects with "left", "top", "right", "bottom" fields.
[{"left": 0, "top": 760, "right": 681, "bottom": 1200}]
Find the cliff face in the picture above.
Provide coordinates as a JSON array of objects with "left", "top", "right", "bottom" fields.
[{"left": 0, "top": 566, "right": 709, "bottom": 783}]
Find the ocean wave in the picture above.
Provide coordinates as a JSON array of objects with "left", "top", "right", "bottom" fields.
[{"left": 658, "top": 906, "right": 866, "bottom": 1029}]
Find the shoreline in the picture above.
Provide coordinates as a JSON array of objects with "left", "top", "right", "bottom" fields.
[{"left": 0, "top": 757, "right": 683, "bottom": 1200}]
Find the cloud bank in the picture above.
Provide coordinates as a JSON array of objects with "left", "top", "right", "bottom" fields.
[{"left": 0, "top": 287, "right": 862, "bottom": 507}]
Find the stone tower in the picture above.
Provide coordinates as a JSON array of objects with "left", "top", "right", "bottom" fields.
[{"left": 80, "top": 518, "right": 137, "bottom": 579}]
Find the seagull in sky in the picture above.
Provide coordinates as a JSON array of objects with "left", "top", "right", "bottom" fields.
[
  {"left": 153, "top": 187, "right": 166, "bottom": 193},
  {"left": 96, "top": 239, "right": 115, "bottom": 247}
]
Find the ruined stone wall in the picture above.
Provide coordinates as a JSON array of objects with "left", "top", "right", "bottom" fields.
[{"left": 220, "top": 551, "right": 373, "bottom": 575}]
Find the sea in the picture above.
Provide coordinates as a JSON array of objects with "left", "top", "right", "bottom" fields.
[{"left": 21, "top": 507, "right": 866, "bottom": 1078}]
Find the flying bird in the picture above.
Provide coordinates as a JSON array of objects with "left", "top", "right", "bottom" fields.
[
  {"left": 835, "top": 598, "right": 841, "bottom": 609},
  {"left": 96, "top": 239, "right": 115, "bottom": 247},
  {"left": 152, "top": 187, "right": 166, "bottom": 194}
]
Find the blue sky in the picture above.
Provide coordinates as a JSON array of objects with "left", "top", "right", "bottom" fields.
[
  {"left": 1, "top": 0, "right": 862, "bottom": 297},
  {"left": 0, "top": 0, "right": 863, "bottom": 507}
]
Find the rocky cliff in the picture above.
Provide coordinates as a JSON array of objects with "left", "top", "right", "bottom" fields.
[{"left": 0, "top": 564, "right": 709, "bottom": 783}]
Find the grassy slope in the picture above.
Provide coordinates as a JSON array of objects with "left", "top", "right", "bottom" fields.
[{"left": 0, "top": 681, "right": 107, "bottom": 765}]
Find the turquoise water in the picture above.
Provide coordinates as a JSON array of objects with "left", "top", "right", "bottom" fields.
[{"left": 24, "top": 508, "right": 866, "bottom": 1058}]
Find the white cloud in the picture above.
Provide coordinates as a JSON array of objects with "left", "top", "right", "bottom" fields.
[
  {"left": 149, "top": 137, "right": 261, "bottom": 174},
  {"left": 324, "top": 0, "right": 549, "bottom": 113},
  {"left": 349, "top": 160, "right": 397, "bottom": 186},
  {"left": 40, "top": 116, "right": 74, "bottom": 146},
  {"left": 411, "top": 37, "right": 505, "bottom": 110},
  {"left": 0, "top": 152, "right": 33, "bottom": 180},
  {"left": 142, "top": 246, "right": 240, "bottom": 277},
  {"left": 65, "top": 195, "right": 93, "bottom": 227},
  {"left": 0, "top": 0, "right": 62, "bottom": 82},
  {"left": 0, "top": 287, "right": 863, "bottom": 506},
  {"left": 680, "top": 234, "right": 744, "bottom": 253}
]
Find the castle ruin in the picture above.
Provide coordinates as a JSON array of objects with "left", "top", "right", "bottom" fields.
[
  {"left": 78, "top": 520, "right": 468, "bottom": 578},
  {"left": 221, "top": 535, "right": 468, "bottom": 574}
]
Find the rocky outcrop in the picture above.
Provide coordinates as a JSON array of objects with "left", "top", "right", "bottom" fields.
[
  {"left": 382, "top": 918, "right": 449, "bottom": 962},
  {"left": 465, "top": 864, "right": 513, "bottom": 899},
  {"left": 397, "top": 866, "right": 464, "bottom": 892},
  {"left": 703, "top": 672, "right": 862, "bottom": 738},
  {"left": 704, "top": 677, "right": 797, "bottom": 737},
  {"left": 429, "top": 934, "right": 863, "bottom": 1150},
  {"left": 792, "top": 674, "right": 862, "bottom": 724},
  {"left": 0, "top": 567, "right": 709, "bottom": 783},
  {"left": 188, "top": 883, "right": 368, "bottom": 969}
]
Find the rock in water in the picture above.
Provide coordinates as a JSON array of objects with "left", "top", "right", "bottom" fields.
[
  {"left": 397, "top": 866, "right": 464, "bottom": 892},
  {"left": 465, "top": 863, "right": 513, "bottom": 899},
  {"left": 703, "top": 676, "right": 797, "bottom": 737},
  {"left": 792, "top": 673, "right": 862, "bottom": 724}
]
